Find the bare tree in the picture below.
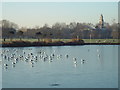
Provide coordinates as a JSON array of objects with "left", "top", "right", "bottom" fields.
[
  {"left": 9, "top": 31, "right": 15, "bottom": 41},
  {"left": 17, "top": 31, "right": 24, "bottom": 41},
  {"left": 36, "top": 32, "right": 42, "bottom": 42},
  {"left": 2, "top": 20, "right": 18, "bottom": 30}
]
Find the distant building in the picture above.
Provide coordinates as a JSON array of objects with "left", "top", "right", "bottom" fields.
[
  {"left": 99, "top": 14, "right": 104, "bottom": 29},
  {"left": 95, "top": 14, "right": 106, "bottom": 30}
]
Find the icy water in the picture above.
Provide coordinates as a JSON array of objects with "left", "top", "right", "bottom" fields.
[{"left": 1, "top": 45, "right": 118, "bottom": 88}]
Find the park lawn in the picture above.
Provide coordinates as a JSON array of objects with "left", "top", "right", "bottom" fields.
[{"left": 83, "top": 39, "right": 119, "bottom": 43}]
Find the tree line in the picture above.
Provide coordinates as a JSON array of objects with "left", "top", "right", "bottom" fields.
[{"left": 0, "top": 19, "right": 120, "bottom": 40}]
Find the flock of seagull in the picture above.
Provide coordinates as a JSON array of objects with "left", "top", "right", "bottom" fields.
[{"left": 1, "top": 47, "right": 101, "bottom": 70}]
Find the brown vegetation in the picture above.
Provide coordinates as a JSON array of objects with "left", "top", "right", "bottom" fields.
[{"left": 2, "top": 39, "right": 84, "bottom": 47}]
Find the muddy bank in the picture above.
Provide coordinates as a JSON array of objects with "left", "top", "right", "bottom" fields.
[
  {"left": 1, "top": 40, "right": 120, "bottom": 47},
  {"left": 1, "top": 40, "right": 85, "bottom": 47}
]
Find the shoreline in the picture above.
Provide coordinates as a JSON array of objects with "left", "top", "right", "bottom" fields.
[
  {"left": 84, "top": 43, "right": 120, "bottom": 45},
  {"left": 1, "top": 40, "right": 84, "bottom": 47},
  {"left": 1, "top": 42, "right": 120, "bottom": 47}
]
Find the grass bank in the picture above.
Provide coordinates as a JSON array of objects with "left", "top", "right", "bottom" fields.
[
  {"left": 1, "top": 39, "right": 84, "bottom": 47},
  {"left": 0, "top": 39, "right": 120, "bottom": 47}
]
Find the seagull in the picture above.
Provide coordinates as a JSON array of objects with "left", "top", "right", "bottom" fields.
[
  {"left": 98, "top": 54, "right": 100, "bottom": 58},
  {"left": 4, "top": 64, "right": 8, "bottom": 67},
  {"left": 65, "top": 55, "right": 69, "bottom": 58},
  {"left": 12, "top": 62, "right": 16, "bottom": 65},
  {"left": 73, "top": 58, "right": 77, "bottom": 60},
  {"left": 73, "top": 58, "right": 77, "bottom": 64},
  {"left": 81, "top": 59, "right": 85, "bottom": 62}
]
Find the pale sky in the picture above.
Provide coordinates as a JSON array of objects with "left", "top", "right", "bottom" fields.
[{"left": 2, "top": 2, "right": 118, "bottom": 28}]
